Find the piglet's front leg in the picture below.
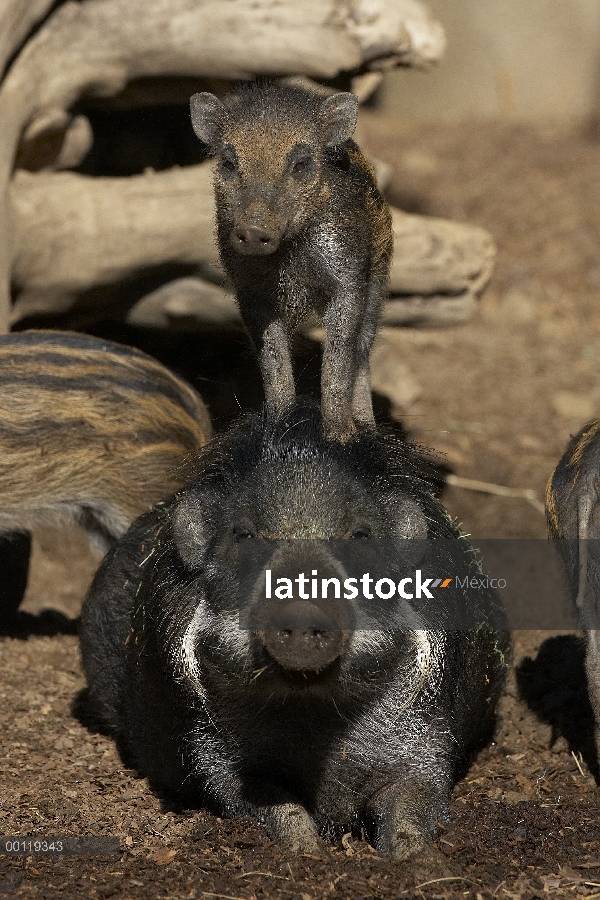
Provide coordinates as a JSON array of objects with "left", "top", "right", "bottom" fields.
[
  {"left": 321, "top": 299, "right": 363, "bottom": 442},
  {"left": 239, "top": 299, "right": 295, "bottom": 417},
  {"left": 352, "top": 273, "right": 386, "bottom": 428},
  {"left": 585, "top": 630, "right": 600, "bottom": 768}
]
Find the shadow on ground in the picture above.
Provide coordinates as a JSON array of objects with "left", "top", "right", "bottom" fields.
[{"left": 516, "top": 634, "right": 599, "bottom": 780}]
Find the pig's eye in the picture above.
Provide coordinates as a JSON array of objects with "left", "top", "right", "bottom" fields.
[
  {"left": 351, "top": 524, "right": 372, "bottom": 540},
  {"left": 233, "top": 523, "right": 256, "bottom": 541},
  {"left": 291, "top": 155, "right": 315, "bottom": 179}
]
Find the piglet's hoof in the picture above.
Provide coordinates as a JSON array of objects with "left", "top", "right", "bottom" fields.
[{"left": 323, "top": 419, "right": 358, "bottom": 444}]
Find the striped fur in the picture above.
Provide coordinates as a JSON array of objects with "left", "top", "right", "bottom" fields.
[
  {"left": 0, "top": 330, "right": 211, "bottom": 549},
  {"left": 547, "top": 421, "right": 600, "bottom": 768},
  {"left": 546, "top": 419, "right": 600, "bottom": 608}
]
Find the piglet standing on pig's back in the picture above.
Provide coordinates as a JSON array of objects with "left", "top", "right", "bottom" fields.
[
  {"left": 190, "top": 81, "right": 393, "bottom": 442},
  {"left": 80, "top": 402, "right": 509, "bottom": 860}
]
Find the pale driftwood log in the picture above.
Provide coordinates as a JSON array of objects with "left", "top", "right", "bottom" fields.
[
  {"left": 9, "top": 165, "right": 219, "bottom": 323},
  {"left": 0, "top": 0, "right": 445, "bottom": 331},
  {"left": 0, "top": 0, "right": 58, "bottom": 76},
  {"left": 10, "top": 163, "right": 494, "bottom": 327},
  {"left": 125, "top": 275, "right": 485, "bottom": 332},
  {"left": 126, "top": 278, "right": 239, "bottom": 330},
  {"left": 383, "top": 210, "right": 495, "bottom": 326}
]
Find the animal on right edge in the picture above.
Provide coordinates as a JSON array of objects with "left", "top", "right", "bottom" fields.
[
  {"left": 190, "top": 80, "right": 393, "bottom": 442},
  {"left": 546, "top": 419, "right": 600, "bottom": 761}
]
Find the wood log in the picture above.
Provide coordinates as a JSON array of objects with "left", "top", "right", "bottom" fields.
[
  {"left": 390, "top": 208, "right": 493, "bottom": 295},
  {"left": 126, "top": 277, "right": 239, "bottom": 330},
  {"left": 0, "top": 0, "right": 445, "bottom": 330},
  {"left": 123, "top": 276, "right": 481, "bottom": 332},
  {"left": 0, "top": 0, "right": 58, "bottom": 77},
  {"left": 9, "top": 166, "right": 219, "bottom": 316},
  {"left": 10, "top": 163, "right": 494, "bottom": 328}
]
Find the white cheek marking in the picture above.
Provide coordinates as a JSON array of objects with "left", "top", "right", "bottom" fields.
[
  {"left": 179, "top": 601, "right": 251, "bottom": 698},
  {"left": 350, "top": 626, "right": 393, "bottom": 655},
  {"left": 348, "top": 600, "right": 445, "bottom": 714},
  {"left": 400, "top": 629, "right": 445, "bottom": 713},
  {"left": 180, "top": 600, "right": 208, "bottom": 700},
  {"left": 219, "top": 613, "right": 251, "bottom": 659}
]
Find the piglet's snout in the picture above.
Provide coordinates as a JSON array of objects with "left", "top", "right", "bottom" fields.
[
  {"left": 258, "top": 599, "right": 344, "bottom": 671},
  {"left": 231, "top": 223, "right": 279, "bottom": 255},
  {"left": 229, "top": 196, "right": 285, "bottom": 256}
]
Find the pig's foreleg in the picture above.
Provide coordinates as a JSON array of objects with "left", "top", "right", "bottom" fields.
[
  {"left": 364, "top": 776, "right": 450, "bottom": 862},
  {"left": 585, "top": 630, "right": 600, "bottom": 767},
  {"left": 242, "top": 778, "right": 325, "bottom": 854},
  {"left": 351, "top": 275, "right": 384, "bottom": 428}
]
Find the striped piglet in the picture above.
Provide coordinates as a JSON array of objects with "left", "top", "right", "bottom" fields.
[{"left": 0, "top": 330, "right": 211, "bottom": 613}]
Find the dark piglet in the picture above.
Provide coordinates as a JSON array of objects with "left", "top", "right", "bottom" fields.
[
  {"left": 80, "top": 402, "right": 509, "bottom": 860},
  {"left": 190, "top": 81, "right": 393, "bottom": 441},
  {"left": 0, "top": 330, "right": 211, "bottom": 614},
  {"left": 546, "top": 419, "right": 600, "bottom": 760}
]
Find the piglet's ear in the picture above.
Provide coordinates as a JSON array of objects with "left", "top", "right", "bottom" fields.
[
  {"left": 319, "top": 92, "right": 358, "bottom": 146},
  {"left": 172, "top": 493, "right": 211, "bottom": 570},
  {"left": 190, "top": 92, "right": 227, "bottom": 152}
]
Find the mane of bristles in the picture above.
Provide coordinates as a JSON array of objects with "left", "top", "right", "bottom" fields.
[{"left": 185, "top": 399, "right": 454, "bottom": 538}]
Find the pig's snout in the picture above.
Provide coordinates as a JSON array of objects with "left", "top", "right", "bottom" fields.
[
  {"left": 231, "top": 223, "right": 280, "bottom": 255},
  {"left": 258, "top": 600, "right": 344, "bottom": 672}
]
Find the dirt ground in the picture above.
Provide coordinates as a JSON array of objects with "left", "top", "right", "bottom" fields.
[{"left": 3, "top": 113, "right": 600, "bottom": 898}]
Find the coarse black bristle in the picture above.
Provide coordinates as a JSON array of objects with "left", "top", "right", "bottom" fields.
[{"left": 185, "top": 399, "right": 452, "bottom": 536}]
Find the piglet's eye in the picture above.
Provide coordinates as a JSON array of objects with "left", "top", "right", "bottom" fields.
[
  {"left": 219, "top": 149, "right": 238, "bottom": 176},
  {"left": 351, "top": 524, "right": 372, "bottom": 540},
  {"left": 220, "top": 158, "right": 236, "bottom": 174},
  {"left": 291, "top": 156, "right": 315, "bottom": 178}
]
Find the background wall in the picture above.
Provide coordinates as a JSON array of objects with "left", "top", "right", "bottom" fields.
[{"left": 378, "top": 0, "right": 600, "bottom": 123}]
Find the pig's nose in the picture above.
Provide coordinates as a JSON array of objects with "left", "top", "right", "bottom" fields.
[
  {"left": 231, "top": 225, "right": 279, "bottom": 255},
  {"left": 259, "top": 600, "right": 344, "bottom": 672}
]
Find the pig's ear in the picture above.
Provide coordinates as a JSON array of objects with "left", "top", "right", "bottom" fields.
[
  {"left": 190, "top": 92, "right": 227, "bottom": 152},
  {"left": 394, "top": 497, "right": 428, "bottom": 541},
  {"left": 172, "top": 493, "right": 211, "bottom": 570},
  {"left": 319, "top": 92, "right": 358, "bottom": 146},
  {"left": 394, "top": 498, "right": 428, "bottom": 568}
]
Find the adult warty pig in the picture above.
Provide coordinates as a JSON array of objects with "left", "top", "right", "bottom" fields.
[
  {"left": 81, "top": 403, "right": 509, "bottom": 860},
  {"left": 190, "top": 81, "right": 393, "bottom": 442},
  {"left": 546, "top": 419, "right": 600, "bottom": 760},
  {"left": 0, "top": 330, "right": 211, "bottom": 612}
]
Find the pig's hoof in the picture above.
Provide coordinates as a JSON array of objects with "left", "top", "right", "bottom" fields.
[
  {"left": 276, "top": 830, "right": 327, "bottom": 857},
  {"left": 267, "top": 803, "right": 325, "bottom": 856},
  {"left": 351, "top": 408, "right": 376, "bottom": 430},
  {"left": 379, "top": 826, "right": 428, "bottom": 862}
]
